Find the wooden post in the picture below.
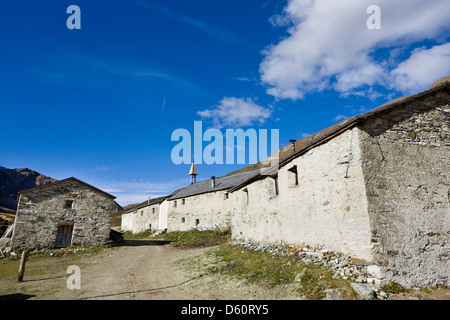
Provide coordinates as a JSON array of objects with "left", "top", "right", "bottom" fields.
[{"left": 17, "top": 251, "right": 28, "bottom": 282}]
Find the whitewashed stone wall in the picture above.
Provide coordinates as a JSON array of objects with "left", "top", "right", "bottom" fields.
[
  {"left": 231, "top": 127, "right": 373, "bottom": 261},
  {"left": 159, "top": 199, "right": 169, "bottom": 231},
  {"left": 121, "top": 203, "right": 160, "bottom": 234},
  {"left": 120, "top": 211, "right": 134, "bottom": 233},
  {"left": 167, "top": 190, "right": 231, "bottom": 232}
]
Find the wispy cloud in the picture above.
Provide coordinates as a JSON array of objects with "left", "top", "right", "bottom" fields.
[
  {"left": 129, "top": 0, "right": 252, "bottom": 46},
  {"left": 332, "top": 114, "right": 348, "bottom": 122},
  {"left": 97, "top": 178, "right": 186, "bottom": 206},
  {"left": 133, "top": 71, "right": 171, "bottom": 79},
  {"left": 197, "top": 97, "right": 273, "bottom": 128},
  {"left": 26, "top": 42, "right": 207, "bottom": 96}
]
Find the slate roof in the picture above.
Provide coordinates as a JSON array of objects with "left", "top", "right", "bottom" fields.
[
  {"left": 229, "top": 77, "right": 450, "bottom": 192},
  {"left": 17, "top": 177, "right": 116, "bottom": 200},
  {"left": 120, "top": 195, "right": 169, "bottom": 214},
  {"left": 167, "top": 168, "right": 262, "bottom": 201}
]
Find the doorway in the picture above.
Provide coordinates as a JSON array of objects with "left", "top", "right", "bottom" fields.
[{"left": 55, "top": 224, "right": 74, "bottom": 248}]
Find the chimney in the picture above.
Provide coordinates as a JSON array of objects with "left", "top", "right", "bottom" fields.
[
  {"left": 289, "top": 139, "right": 296, "bottom": 153},
  {"left": 147, "top": 196, "right": 151, "bottom": 205},
  {"left": 211, "top": 176, "right": 216, "bottom": 188}
]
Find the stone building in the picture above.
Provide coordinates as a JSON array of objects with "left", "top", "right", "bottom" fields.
[
  {"left": 121, "top": 196, "right": 167, "bottom": 234},
  {"left": 229, "top": 77, "right": 450, "bottom": 288},
  {"left": 121, "top": 162, "right": 261, "bottom": 234},
  {"left": 164, "top": 168, "right": 261, "bottom": 232},
  {"left": 119, "top": 77, "right": 449, "bottom": 288},
  {"left": 10, "top": 177, "right": 117, "bottom": 251}
]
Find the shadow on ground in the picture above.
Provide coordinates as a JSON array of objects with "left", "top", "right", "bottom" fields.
[
  {"left": 0, "top": 293, "right": 36, "bottom": 300},
  {"left": 120, "top": 240, "right": 172, "bottom": 247}
]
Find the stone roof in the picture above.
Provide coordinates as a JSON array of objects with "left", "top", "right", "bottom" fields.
[
  {"left": 167, "top": 168, "right": 262, "bottom": 201},
  {"left": 17, "top": 177, "right": 116, "bottom": 200},
  {"left": 229, "top": 77, "right": 450, "bottom": 192},
  {"left": 119, "top": 195, "right": 169, "bottom": 215}
]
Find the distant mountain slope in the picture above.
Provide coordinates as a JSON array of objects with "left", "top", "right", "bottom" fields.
[
  {"left": 0, "top": 166, "right": 123, "bottom": 217},
  {"left": 0, "top": 166, "right": 57, "bottom": 214}
]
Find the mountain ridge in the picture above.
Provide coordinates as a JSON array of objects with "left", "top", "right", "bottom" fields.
[{"left": 0, "top": 166, "right": 57, "bottom": 214}]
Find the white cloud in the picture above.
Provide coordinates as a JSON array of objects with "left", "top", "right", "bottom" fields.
[
  {"left": 260, "top": 0, "right": 450, "bottom": 100},
  {"left": 332, "top": 114, "right": 348, "bottom": 122},
  {"left": 390, "top": 43, "right": 450, "bottom": 94},
  {"left": 197, "top": 97, "right": 272, "bottom": 128}
]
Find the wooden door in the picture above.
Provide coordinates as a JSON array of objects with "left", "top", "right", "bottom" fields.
[{"left": 55, "top": 224, "right": 73, "bottom": 248}]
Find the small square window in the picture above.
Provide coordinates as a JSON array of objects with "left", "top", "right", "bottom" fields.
[
  {"left": 182, "top": 199, "right": 185, "bottom": 205},
  {"left": 64, "top": 200, "right": 74, "bottom": 209},
  {"left": 181, "top": 218, "right": 185, "bottom": 223},
  {"left": 195, "top": 219, "right": 200, "bottom": 226},
  {"left": 224, "top": 193, "right": 229, "bottom": 200},
  {"left": 288, "top": 165, "right": 298, "bottom": 186}
]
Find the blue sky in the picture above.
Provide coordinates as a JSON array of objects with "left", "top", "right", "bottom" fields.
[{"left": 1, "top": 0, "right": 449, "bottom": 205}]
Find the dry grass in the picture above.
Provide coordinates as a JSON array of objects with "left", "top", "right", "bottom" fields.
[{"left": 209, "top": 244, "right": 356, "bottom": 300}]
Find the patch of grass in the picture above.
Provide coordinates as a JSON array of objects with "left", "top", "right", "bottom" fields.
[
  {"left": 0, "top": 245, "right": 110, "bottom": 281},
  {"left": 154, "top": 228, "right": 231, "bottom": 248},
  {"left": 209, "top": 244, "right": 356, "bottom": 300},
  {"left": 420, "top": 286, "right": 433, "bottom": 293},
  {"left": 381, "top": 281, "right": 407, "bottom": 294}
]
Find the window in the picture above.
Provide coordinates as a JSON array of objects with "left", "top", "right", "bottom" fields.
[
  {"left": 182, "top": 199, "right": 185, "bottom": 205},
  {"left": 243, "top": 188, "right": 249, "bottom": 204},
  {"left": 181, "top": 218, "right": 185, "bottom": 223},
  {"left": 64, "top": 200, "right": 74, "bottom": 209},
  {"left": 274, "top": 176, "right": 279, "bottom": 196},
  {"left": 173, "top": 201, "right": 177, "bottom": 208},
  {"left": 224, "top": 193, "right": 229, "bottom": 200},
  {"left": 141, "top": 211, "right": 143, "bottom": 216},
  {"left": 288, "top": 165, "right": 298, "bottom": 186},
  {"left": 195, "top": 219, "right": 200, "bottom": 226},
  {"left": 152, "top": 207, "right": 155, "bottom": 214}
]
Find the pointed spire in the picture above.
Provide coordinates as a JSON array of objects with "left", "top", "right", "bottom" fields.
[{"left": 189, "top": 159, "right": 198, "bottom": 184}]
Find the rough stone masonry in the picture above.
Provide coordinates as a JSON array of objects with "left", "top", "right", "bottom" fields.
[
  {"left": 358, "top": 88, "right": 450, "bottom": 288},
  {"left": 10, "top": 177, "right": 116, "bottom": 251}
]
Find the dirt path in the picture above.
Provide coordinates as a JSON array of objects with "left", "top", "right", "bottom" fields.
[
  {"left": 0, "top": 240, "right": 300, "bottom": 300},
  {"left": 1, "top": 240, "right": 448, "bottom": 300},
  {"left": 40, "top": 241, "right": 214, "bottom": 300}
]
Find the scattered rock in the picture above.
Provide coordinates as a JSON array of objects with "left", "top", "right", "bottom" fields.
[
  {"left": 229, "top": 239, "right": 373, "bottom": 284},
  {"left": 350, "top": 283, "right": 375, "bottom": 300},
  {"left": 323, "top": 288, "right": 342, "bottom": 300}
]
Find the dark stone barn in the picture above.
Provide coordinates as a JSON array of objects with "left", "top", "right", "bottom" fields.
[{"left": 10, "top": 177, "right": 116, "bottom": 251}]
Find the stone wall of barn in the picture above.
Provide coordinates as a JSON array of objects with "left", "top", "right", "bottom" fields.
[
  {"left": 357, "top": 89, "right": 450, "bottom": 288},
  {"left": 10, "top": 180, "right": 114, "bottom": 251}
]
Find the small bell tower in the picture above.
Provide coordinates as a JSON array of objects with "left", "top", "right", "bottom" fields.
[{"left": 189, "top": 159, "right": 198, "bottom": 184}]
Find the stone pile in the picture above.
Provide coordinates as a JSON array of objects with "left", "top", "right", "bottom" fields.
[{"left": 229, "top": 239, "right": 373, "bottom": 284}]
